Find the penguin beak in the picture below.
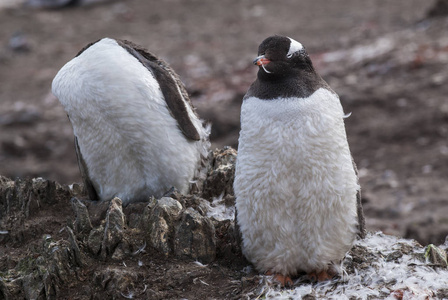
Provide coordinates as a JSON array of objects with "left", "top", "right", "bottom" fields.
[{"left": 253, "top": 55, "right": 271, "bottom": 66}]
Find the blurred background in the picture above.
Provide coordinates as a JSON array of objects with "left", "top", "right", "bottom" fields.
[{"left": 0, "top": 0, "right": 447, "bottom": 245}]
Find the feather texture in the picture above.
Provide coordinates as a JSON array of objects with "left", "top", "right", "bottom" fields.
[
  {"left": 52, "top": 38, "right": 209, "bottom": 204},
  {"left": 234, "top": 88, "right": 359, "bottom": 275}
]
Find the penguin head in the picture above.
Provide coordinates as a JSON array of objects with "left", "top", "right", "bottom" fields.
[{"left": 253, "top": 35, "right": 314, "bottom": 79}]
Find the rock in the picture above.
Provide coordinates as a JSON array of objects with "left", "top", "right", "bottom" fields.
[
  {"left": 214, "top": 219, "right": 243, "bottom": 262},
  {"left": 173, "top": 207, "right": 216, "bottom": 263},
  {"left": 0, "top": 278, "right": 24, "bottom": 300},
  {"left": 202, "top": 147, "right": 237, "bottom": 200},
  {"left": 148, "top": 214, "right": 171, "bottom": 256},
  {"left": 66, "top": 226, "right": 85, "bottom": 267},
  {"left": 92, "top": 267, "right": 141, "bottom": 298},
  {"left": 111, "top": 244, "right": 126, "bottom": 261},
  {"left": 32, "top": 177, "right": 71, "bottom": 205},
  {"left": 71, "top": 197, "right": 93, "bottom": 236},
  {"left": 141, "top": 197, "right": 218, "bottom": 263},
  {"left": 176, "top": 193, "right": 207, "bottom": 215},
  {"left": 88, "top": 225, "right": 104, "bottom": 255},
  {"left": 28, "top": 232, "right": 87, "bottom": 298},
  {"left": 0, "top": 177, "right": 71, "bottom": 221},
  {"left": 213, "top": 146, "right": 238, "bottom": 167},
  {"left": 22, "top": 273, "right": 45, "bottom": 300},
  {"left": 33, "top": 178, "right": 56, "bottom": 203},
  {"left": 41, "top": 235, "right": 73, "bottom": 282},
  {"left": 123, "top": 201, "right": 148, "bottom": 228},
  {"left": 100, "top": 197, "right": 125, "bottom": 259},
  {"left": 143, "top": 197, "right": 183, "bottom": 256},
  {"left": 85, "top": 198, "right": 130, "bottom": 259},
  {"left": 424, "top": 244, "right": 448, "bottom": 267},
  {"left": 69, "top": 183, "right": 84, "bottom": 197},
  {"left": 0, "top": 177, "right": 72, "bottom": 244},
  {"left": 0, "top": 176, "right": 14, "bottom": 211},
  {"left": 4, "top": 177, "right": 33, "bottom": 218},
  {"left": 84, "top": 200, "right": 110, "bottom": 227}
]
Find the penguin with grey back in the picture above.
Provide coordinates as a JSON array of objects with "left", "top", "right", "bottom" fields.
[
  {"left": 52, "top": 38, "right": 210, "bottom": 205},
  {"left": 234, "top": 35, "right": 365, "bottom": 286}
]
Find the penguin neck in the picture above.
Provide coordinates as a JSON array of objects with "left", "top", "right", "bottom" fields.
[{"left": 245, "top": 69, "right": 330, "bottom": 100}]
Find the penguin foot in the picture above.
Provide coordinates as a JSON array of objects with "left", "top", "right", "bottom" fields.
[
  {"left": 265, "top": 271, "right": 293, "bottom": 287},
  {"left": 308, "top": 267, "right": 338, "bottom": 282}
]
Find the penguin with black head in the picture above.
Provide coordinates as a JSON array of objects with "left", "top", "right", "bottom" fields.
[{"left": 234, "top": 35, "right": 365, "bottom": 286}]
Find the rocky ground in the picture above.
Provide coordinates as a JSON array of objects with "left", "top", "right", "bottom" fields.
[
  {"left": 1, "top": 149, "right": 448, "bottom": 299},
  {"left": 0, "top": 148, "right": 254, "bottom": 299},
  {"left": 1, "top": 0, "right": 448, "bottom": 298}
]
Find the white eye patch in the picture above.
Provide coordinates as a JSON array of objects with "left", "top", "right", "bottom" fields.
[{"left": 286, "top": 37, "right": 304, "bottom": 58}]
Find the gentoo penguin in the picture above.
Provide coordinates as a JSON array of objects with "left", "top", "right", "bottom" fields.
[
  {"left": 52, "top": 38, "right": 210, "bottom": 205},
  {"left": 234, "top": 35, "right": 365, "bottom": 286}
]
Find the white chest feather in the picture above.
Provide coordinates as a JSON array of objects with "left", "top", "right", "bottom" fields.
[
  {"left": 234, "top": 88, "right": 359, "bottom": 275},
  {"left": 52, "top": 38, "right": 208, "bottom": 204}
]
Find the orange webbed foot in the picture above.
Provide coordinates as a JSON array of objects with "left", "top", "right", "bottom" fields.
[{"left": 265, "top": 271, "right": 293, "bottom": 287}]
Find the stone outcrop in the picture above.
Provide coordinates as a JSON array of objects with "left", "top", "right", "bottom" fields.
[
  {"left": 143, "top": 197, "right": 183, "bottom": 256},
  {"left": 202, "top": 147, "right": 237, "bottom": 200},
  {"left": 173, "top": 207, "right": 216, "bottom": 263}
]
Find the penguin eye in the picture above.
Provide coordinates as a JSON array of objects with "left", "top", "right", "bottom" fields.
[{"left": 286, "top": 52, "right": 295, "bottom": 59}]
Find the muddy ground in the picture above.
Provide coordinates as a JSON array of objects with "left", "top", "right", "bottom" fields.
[{"left": 0, "top": 0, "right": 448, "bottom": 298}]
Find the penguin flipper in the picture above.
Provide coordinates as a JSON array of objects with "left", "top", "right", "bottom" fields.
[
  {"left": 74, "top": 135, "right": 99, "bottom": 201},
  {"left": 352, "top": 157, "right": 366, "bottom": 239},
  {"left": 148, "top": 62, "right": 201, "bottom": 141},
  {"left": 117, "top": 40, "right": 201, "bottom": 141},
  {"left": 356, "top": 189, "right": 366, "bottom": 239}
]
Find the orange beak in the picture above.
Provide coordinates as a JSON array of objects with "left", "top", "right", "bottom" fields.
[{"left": 253, "top": 55, "right": 271, "bottom": 66}]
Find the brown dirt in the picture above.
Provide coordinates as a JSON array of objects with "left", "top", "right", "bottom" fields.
[{"left": 1, "top": 0, "right": 448, "bottom": 298}]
